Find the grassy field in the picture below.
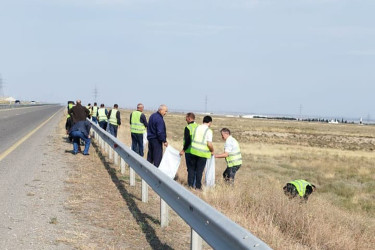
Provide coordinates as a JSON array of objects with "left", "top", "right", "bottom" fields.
[{"left": 116, "top": 109, "right": 375, "bottom": 249}]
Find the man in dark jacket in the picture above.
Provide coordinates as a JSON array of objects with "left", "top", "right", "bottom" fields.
[
  {"left": 68, "top": 100, "right": 90, "bottom": 124},
  {"left": 147, "top": 104, "right": 168, "bottom": 167},
  {"left": 69, "top": 120, "right": 91, "bottom": 155}
]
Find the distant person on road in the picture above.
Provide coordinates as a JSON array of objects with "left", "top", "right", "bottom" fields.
[
  {"left": 283, "top": 179, "right": 316, "bottom": 201},
  {"left": 91, "top": 102, "right": 98, "bottom": 124},
  {"left": 65, "top": 100, "right": 75, "bottom": 141},
  {"left": 86, "top": 103, "right": 92, "bottom": 119},
  {"left": 179, "top": 112, "right": 198, "bottom": 185},
  {"left": 215, "top": 128, "right": 242, "bottom": 184},
  {"left": 147, "top": 104, "right": 168, "bottom": 167},
  {"left": 130, "top": 103, "right": 148, "bottom": 157},
  {"left": 68, "top": 100, "right": 90, "bottom": 125},
  {"left": 69, "top": 120, "right": 91, "bottom": 155},
  {"left": 107, "top": 104, "right": 121, "bottom": 137},
  {"left": 97, "top": 104, "right": 108, "bottom": 131},
  {"left": 189, "top": 115, "right": 214, "bottom": 189}
]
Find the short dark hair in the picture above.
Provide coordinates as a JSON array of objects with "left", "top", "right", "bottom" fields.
[
  {"left": 220, "top": 128, "right": 231, "bottom": 135},
  {"left": 94, "top": 102, "right": 97, "bottom": 106},
  {"left": 100, "top": 104, "right": 104, "bottom": 107},
  {"left": 114, "top": 104, "right": 118, "bottom": 108},
  {"left": 203, "top": 115, "right": 212, "bottom": 123},
  {"left": 186, "top": 112, "right": 195, "bottom": 120}
]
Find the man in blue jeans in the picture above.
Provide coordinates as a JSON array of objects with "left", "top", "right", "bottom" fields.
[{"left": 69, "top": 120, "right": 92, "bottom": 155}]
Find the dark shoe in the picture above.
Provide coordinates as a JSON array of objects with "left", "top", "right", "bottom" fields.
[
  {"left": 83, "top": 153, "right": 90, "bottom": 156},
  {"left": 72, "top": 151, "right": 77, "bottom": 155}
]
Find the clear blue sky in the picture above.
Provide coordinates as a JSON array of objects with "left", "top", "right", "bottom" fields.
[{"left": 1, "top": 0, "right": 374, "bottom": 119}]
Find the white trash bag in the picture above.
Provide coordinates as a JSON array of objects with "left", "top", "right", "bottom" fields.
[
  {"left": 205, "top": 156, "right": 215, "bottom": 187},
  {"left": 158, "top": 146, "right": 181, "bottom": 179}
]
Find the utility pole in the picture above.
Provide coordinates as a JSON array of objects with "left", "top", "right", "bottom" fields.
[
  {"left": 0, "top": 74, "right": 4, "bottom": 97},
  {"left": 93, "top": 85, "right": 98, "bottom": 102},
  {"left": 205, "top": 95, "right": 208, "bottom": 113}
]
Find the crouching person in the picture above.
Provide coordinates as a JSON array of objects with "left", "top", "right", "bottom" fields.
[
  {"left": 69, "top": 120, "right": 91, "bottom": 155},
  {"left": 215, "top": 128, "right": 242, "bottom": 184},
  {"left": 283, "top": 179, "right": 316, "bottom": 201}
]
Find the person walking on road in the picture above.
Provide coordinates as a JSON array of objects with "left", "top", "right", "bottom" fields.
[
  {"left": 68, "top": 100, "right": 90, "bottom": 124},
  {"left": 107, "top": 104, "right": 121, "bottom": 137},
  {"left": 130, "top": 103, "right": 148, "bottom": 157},
  {"left": 91, "top": 102, "right": 99, "bottom": 124},
  {"left": 215, "top": 128, "right": 242, "bottom": 184},
  {"left": 97, "top": 103, "right": 108, "bottom": 131},
  {"left": 179, "top": 113, "right": 198, "bottom": 185},
  {"left": 69, "top": 120, "right": 92, "bottom": 155},
  {"left": 147, "top": 104, "right": 168, "bottom": 167},
  {"left": 189, "top": 115, "right": 214, "bottom": 189}
]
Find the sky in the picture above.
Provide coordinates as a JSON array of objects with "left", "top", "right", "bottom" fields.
[{"left": 0, "top": 0, "right": 374, "bottom": 120}]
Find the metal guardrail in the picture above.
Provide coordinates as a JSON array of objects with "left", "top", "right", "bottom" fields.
[{"left": 88, "top": 119, "right": 271, "bottom": 250}]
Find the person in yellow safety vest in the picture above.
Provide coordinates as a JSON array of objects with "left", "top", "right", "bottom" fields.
[
  {"left": 107, "top": 104, "right": 121, "bottom": 137},
  {"left": 91, "top": 102, "right": 98, "bottom": 124},
  {"left": 283, "top": 179, "right": 316, "bottom": 201},
  {"left": 65, "top": 101, "right": 75, "bottom": 141},
  {"left": 189, "top": 115, "right": 214, "bottom": 189},
  {"left": 130, "top": 103, "right": 148, "bottom": 157},
  {"left": 97, "top": 103, "right": 108, "bottom": 131},
  {"left": 215, "top": 128, "right": 242, "bottom": 184},
  {"left": 179, "top": 113, "right": 198, "bottom": 185},
  {"left": 86, "top": 103, "right": 92, "bottom": 119}
]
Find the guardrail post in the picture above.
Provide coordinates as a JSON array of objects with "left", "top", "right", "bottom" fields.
[
  {"left": 105, "top": 142, "right": 109, "bottom": 155},
  {"left": 114, "top": 151, "right": 119, "bottom": 166},
  {"left": 130, "top": 167, "right": 135, "bottom": 186},
  {"left": 191, "top": 229, "right": 203, "bottom": 250},
  {"left": 109, "top": 147, "right": 113, "bottom": 161},
  {"left": 142, "top": 179, "right": 148, "bottom": 203},
  {"left": 120, "top": 158, "right": 126, "bottom": 175},
  {"left": 160, "top": 198, "right": 169, "bottom": 227}
]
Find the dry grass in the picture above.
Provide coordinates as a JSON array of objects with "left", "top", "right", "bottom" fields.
[{"left": 60, "top": 109, "right": 375, "bottom": 249}]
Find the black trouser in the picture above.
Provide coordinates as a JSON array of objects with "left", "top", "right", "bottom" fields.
[
  {"left": 188, "top": 154, "right": 207, "bottom": 189},
  {"left": 185, "top": 153, "right": 196, "bottom": 187},
  {"left": 131, "top": 133, "right": 144, "bottom": 157},
  {"left": 223, "top": 165, "right": 241, "bottom": 183},
  {"left": 98, "top": 121, "right": 107, "bottom": 131},
  {"left": 147, "top": 138, "right": 163, "bottom": 167}
]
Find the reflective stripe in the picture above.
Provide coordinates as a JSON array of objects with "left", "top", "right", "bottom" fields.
[
  {"left": 67, "top": 103, "right": 74, "bottom": 118},
  {"left": 98, "top": 108, "right": 107, "bottom": 122},
  {"left": 130, "top": 111, "right": 146, "bottom": 134},
  {"left": 109, "top": 109, "right": 118, "bottom": 125},
  {"left": 190, "top": 125, "right": 211, "bottom": 158}
]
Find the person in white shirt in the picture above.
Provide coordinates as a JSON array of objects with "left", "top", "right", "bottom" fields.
[{"left": 215, "top": 128, "right": 242, "bottom": 184}]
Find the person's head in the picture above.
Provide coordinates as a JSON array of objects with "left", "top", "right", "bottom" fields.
[
  {"left": 94, "top": 102, "right": 97, "bottom": 106},
  {"left": 113, "top": 104, "right": 118, "bottom": 109},
  {"left": 100, "top": 103, "right": 105, "bottom": 108},
  {"left": 76, "top": 100, "right": 81, "bottom": 105},
  {"left": 137, "top": 103, "right": 144, "bottom": 112},
  {"left": 68, "top": 101, "right": 74, "bottom": 105},
  {"left": 87, "top": 103, "right": 91, "bottom": 106},
  {"left": 203, "top": 115, "right": 212, "bottom": 126},
  {"left": 158, "top": 104, "right": 168, "bottom": 116},
  {"left": 220, "top": 128, "right": 231, "bottom": 140},
  {"left": 185, "top": 112, "right": 195, "bottom": 123}
]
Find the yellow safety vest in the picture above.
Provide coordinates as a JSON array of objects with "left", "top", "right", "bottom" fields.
[
  {"left": 130, "top": 111, "right": 146, "bottom": 134},
  {"left": 225, "top": 136, "right": 242, "bottom": 167},
  {"left": 98, "top": 108, "right": 107, "bottom": 122},
  {"left": 183, "top": 122, "right": 198, "bottom": 154},
  {"left": 109, "top": 109, "right": 118, "bottom": 125},
  {"left": 67, "top": 103, "right": 74, "bottom": 118},
  {"left": 190, "top": 125, "right": 212, "bottom": 159},
  {"left": 86, "top": 106, "right": 92, "bottom": 116},
  {"left": 289, "top": 180, "right": 312, "bottom": 197},
  {"left": 92, "top": 106, "right": 98, "bottom": 117}
]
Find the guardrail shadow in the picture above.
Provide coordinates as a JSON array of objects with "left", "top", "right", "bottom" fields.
[{"left": 92, "top": 141, "right": 173, "bottom": 250}]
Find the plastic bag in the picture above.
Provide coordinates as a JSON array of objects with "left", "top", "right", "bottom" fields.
[
  {"left": 205, "top": 156, "right": 215, "bottom": 187},
  {"left": 158, "top": 146, "right": 181, "bottom": 179}
]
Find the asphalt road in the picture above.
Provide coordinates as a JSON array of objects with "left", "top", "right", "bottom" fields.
[{"left": 0, "top": 105, "right": 74, "bottom": 249}]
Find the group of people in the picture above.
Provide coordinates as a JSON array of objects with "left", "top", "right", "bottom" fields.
[{"left": 66, "top": 101, "right": 316, "bottom": 200}]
